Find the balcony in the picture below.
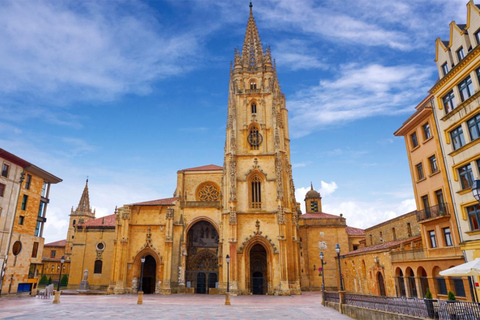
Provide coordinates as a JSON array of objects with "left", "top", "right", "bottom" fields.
[
  {"left": 416, "top": 203, "right": 449, "bottom": 222},
  {"left": 245, "top": 89, "right": 261, "bottom": 94}
]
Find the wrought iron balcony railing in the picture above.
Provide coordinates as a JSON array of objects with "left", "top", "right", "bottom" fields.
[{"left": 416, "top": 203, "right": 449, "bottom": 222}]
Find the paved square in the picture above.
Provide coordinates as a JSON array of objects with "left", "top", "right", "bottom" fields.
[{"left": 0, "top": 292, "right": 351, "bottom": 319}]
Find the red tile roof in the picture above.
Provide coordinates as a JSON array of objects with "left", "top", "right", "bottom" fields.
[
  {"left": 179, "top": 164, "right": 223, "bottom": 172},
  {"left": 130, "top": 197, "right": 179, "bottom": 206},
  {"left": 343, "top": 236, "right": 422, "bottom": 256},
  {"left": 44, "top": 239, "right": 66, "bottom": 247},
  {"left": 81, "top": 214, "right": 116, "bottom": 227},
  {"left": 346, "top": 226, "right": 365, "bottom": 236},
  {"left": 300, "top": 212, "right": 340, "bottom": 219}
]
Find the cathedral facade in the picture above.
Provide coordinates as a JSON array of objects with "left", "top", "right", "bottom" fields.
[{"left": 66, "top": 5, "right": 362, "bottom": 295}]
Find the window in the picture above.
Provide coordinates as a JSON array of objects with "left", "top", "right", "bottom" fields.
[
  {"left": 458, "top": 164, "right": 474, "bottom": 190},
  {"left": 467, "top": 113, "right": 480, "bottom": 141},
  {"left": 429, "top": 230, "right": 437, "bottom": 248},
  {"left": 441, "top": 63, "right": 449, "bottom": 76},
  {"left": 437, "top": 277, "right": 447, "bottom": 295},
  {"left": 457, "top": 47, "right": 465, "bottom": 61},
  {"left": 32, "top": 242, "right": 39, "bottom": 258},
  {"left": 443, "top": 227, "right": 452, "bottom": 247},
  {"left": 12, "top": 241, "right": 22, "bottom": 255},
  {"left": 250, "top": 81, "right": 257, "bottom": 90},
  {"left": 41, "top": 182, "right": 47, "bottom": 197},
  {"left": 416, "top": 163, "right": 424, "bottom": 180},
  {"left": 379, "top": 231, "right": 383, "bottom": 242},
  {"left": 467, "top": 204, "right": 480, "bottom": 231},
  {"left": 422, "top": 195, "right": 430, "bottom": 214},
  {"left": 73, "top": 220, "right": 76, "bottom": 226},
  {"left": 251, "top": 103, "right": 257, "bottom": 114},
  {"left": 407, "top": 223, "right": 412, "bottom": 237},
  {"left": 0, "top": 183, "right": 5, "bottom": 197},
  {"left": 458, "top": 76, "right": 474, "bottom": 102},
  {"left": 392, "top": 228, "right": 396, "bottom": 240},
  {"left": 310, "top": 200, "right": 318, "bottom": 212},
  {"left": 436, "top": 190, "right": 446, "bottom": 212},
  {"left": 250, "top": 175, "right": 262, "bottom": 209},
  {"left": 1, "top": 164, "right": 9, "bottom": 178},
  {"left": 476, "top": 30, "right": 480, "bottom": 45},
  {"left": 25, "top": 174, "right": 32, "bottom": 190},
  {"left": 369, "top": 234, "right": 373, "bottom": 245},
  {"left": 428, "top": 155, "right": 438, "bottom": 174},
  {"left": 450, "top": 126, "right": 466, "bottom": 150},
  {"left": 453, "top": 278, "right": 466, "bottom": 297},
  {"left": 21, "top": 195, "right": 28, "bottom": 210},
  {"left": 18, "top": 215, "right": 24, "bottom": 225},
  {"left": 423, "top": 123, "right": 431, "bottom": 140},
  {"left": 442, "top": 90, "right": 456, "bottom": 114},
  {"left": 94, "top": 260, "right": 103, "bottom": 274},
  {"left": 410, "top": 132, "right": 418, "bottom": 148},
  {"left": 247, "top": 126, "right": 262, "bottom": 150},
  {"left": 51, "top": 250, "right": 56, "bottom": 258}
]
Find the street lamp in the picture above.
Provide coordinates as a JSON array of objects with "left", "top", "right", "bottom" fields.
[
  {"left": 137, "top": 255, "right": 145, "bottom": 305},
  {"left": 225, "top": 254, "right": 231, "bottom": 305},
  {"left": 57, "top": 256, "right": 65, "bottom": 291},
  {"left": 473, "top": 179, "right": 480, "bottom": 202},
  {"left": 335, "top": 244, "right": 344, "bottom": 291},
  {"left": 320, "top": 252, "right": 326, "bottom": 306}
]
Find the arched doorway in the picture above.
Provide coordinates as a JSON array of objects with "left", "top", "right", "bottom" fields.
[
  {"left": 250, "top": 244, "right": 267, "bottom": 295},
  {"left": 396, "top": 268, "right": 406, "bottom": 297},
  {"left": 418, "top": 267, "right": 428, "bottom": 297},
  {"left": 185, "top": 221, "right": 219, "bottom": 294},
  {"left": 142, "top": 255, "right": 156, "bottom": 294},
  {"left": 407, "top": 268, "right": 417, "bottom": 298},
  {"left": 377, "top": 272, "right": 386, "bottom": 296}
]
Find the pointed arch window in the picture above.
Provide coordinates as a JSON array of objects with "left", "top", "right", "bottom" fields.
[
  {"left": 94, "top": 260, "right": 103, "bottom": 274},
  {"left": 248, "top": 125, "right": 262, "bottom": 150},
  {"left": 250, "top": 175, "right": 262, "bottom": 209},
  {"left": 251, "top": 103, "right": 257, "bottom": 114}
]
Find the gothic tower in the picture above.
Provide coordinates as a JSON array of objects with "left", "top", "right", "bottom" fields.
[
  {"left": 65, "top": 179, "right": 96, "bottom": 261},
  {"left": 221, "top": 3, "right": 301, "bottom": 294}
]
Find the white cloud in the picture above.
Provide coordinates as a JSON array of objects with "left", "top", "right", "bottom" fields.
[
  {"left": 289, "top": 63, "right": 434, "bottom": 137},
  {"left": 0, "top": 1, "right": 200, "bottom": 103},
  {"left": 295, "top": 181, "right": 338, "bottom": 213},
  {"left": 274, "top": 39, "right": 327, "bottom": 71}
]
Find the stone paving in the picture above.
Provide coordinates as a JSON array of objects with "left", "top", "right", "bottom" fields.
[{"left": 0, "top": 291, "right": 351, "bottom": 319}]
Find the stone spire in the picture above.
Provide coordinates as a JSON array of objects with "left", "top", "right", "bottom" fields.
[
  {"left": 72, "top": 178, "right": 94, "bottom": 216},
  {"left": 242, "top": 2, "right": 264, "bottom": 68}
]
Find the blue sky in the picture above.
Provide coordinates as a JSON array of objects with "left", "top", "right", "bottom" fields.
[{"left": 0, "top": 0, "right": 469, "bottom": 243}]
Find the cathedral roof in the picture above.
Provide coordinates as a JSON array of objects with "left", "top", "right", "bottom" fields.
[
  {"left": 342, "top": 236, "right": 422, "bottom": 256},
  {"left": 44, "top": 239, "right": 66, "bottom": 247},
  {"left": 345, "top": 226, "right": 365, "bottom": 236},
  {"left": 130, "top": 197, "right": 179, "bottom": 206},
  {"left": 179, "top": 164, "right": 223, "bottom": 172},
  {"left": 300, "top": 212, "right": 338, "bottom": 219},
  {"left": 81, "top": 214, "right": 116, "bottom": 227},
  {"left": 305, "top": 183, "right": 321, "bottom": 200}
]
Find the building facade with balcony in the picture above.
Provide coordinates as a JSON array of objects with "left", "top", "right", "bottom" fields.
[
  {"left": 429, "top": 1, "right": 480, "bottom": 299},
  {"left": 395, "top": 95, "right": 467, "bottom": 299},
  {"left": 0, "top": 148, "right": 62, "bottom": 295}
]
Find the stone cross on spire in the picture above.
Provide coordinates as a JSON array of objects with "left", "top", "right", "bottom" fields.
[
  {"left": 72, "top": 178, "right": 94, "bottom": 217},
  {"left": 242, "top": 1, "right": 264, "bottom": 68}
]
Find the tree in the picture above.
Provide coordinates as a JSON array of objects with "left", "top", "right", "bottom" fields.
[
  {"left": 39, "top": 275, "right": 48, "bottom": 286},
  {"left": 425, "top": 287, "right": 433, "bottom": 299},
  {"left": 448, "top": 291, "right": 456, "bottom": 301},
  {"left": 60, "top": 275, "right": 68, "bottom": 287},
  {"left": 47, "top": 276, "right": 52, "bottom": 285}
]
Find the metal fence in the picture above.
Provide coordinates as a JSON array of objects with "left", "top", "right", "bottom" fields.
[{"left": 324, "top": 292, "right": 480, "bottom": 320}]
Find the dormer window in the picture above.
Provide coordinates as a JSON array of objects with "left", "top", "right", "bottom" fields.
[
  {"left": 441, "top": 63, "right": 449, "bottom": 76},
  {"left": 457, "top": 47, "right": 465, "bottom": 62}
]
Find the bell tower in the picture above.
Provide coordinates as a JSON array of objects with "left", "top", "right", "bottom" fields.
[
  {"left": 221, "top": 2, "right": 301, "bottom": 295},
  {"left": 65, "top": 179, "right": 96, "bottom": 261}
]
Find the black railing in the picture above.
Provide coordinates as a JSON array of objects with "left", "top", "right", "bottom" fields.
[
  {"left": 416, "top": 203, "right": 449, "bottom": 222},
  {"left": 344, "top": 294, "right": 428, "bottom": 318},
  {"left": 324, "top": 291, "right": 339, "bottom": 303}
]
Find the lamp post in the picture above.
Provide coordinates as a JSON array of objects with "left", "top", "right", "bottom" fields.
[
  {"left": 335, "top": 244, "right": 344, "bottom": 291},
  {"left": 473, "top": 179, "right": 480, "bottom": 202},
  {"left": 53, "top": 256, "right": 65, "bottom": 304},
  {"left": 225, "top": 254, "right": 231, "bottom": 305},
  {"left": 137, "top": 255, "right": 145, "bottom": 305},
  {"left": 320, "top": 252, "right": 326, "bottom": 306}
]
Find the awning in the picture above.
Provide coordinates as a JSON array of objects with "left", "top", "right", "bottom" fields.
[{"left": 439, "top": 258, "right": 480, "bottom": 276}]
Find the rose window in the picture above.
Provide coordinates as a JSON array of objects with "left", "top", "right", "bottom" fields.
[{"left": 198, "top": 184, "right": 220, "bottom": 202}]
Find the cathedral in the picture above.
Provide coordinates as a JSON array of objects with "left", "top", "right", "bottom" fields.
[{"left": 63, "top": 4, "right": 363, "bottom": 295}]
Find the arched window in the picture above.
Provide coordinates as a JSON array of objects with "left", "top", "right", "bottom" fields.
[
  {"left": 94, "top": 260, "right": 103, "bottom": 274},
  {"left": 250, "top": 81, "right": 257, "bottom": 90},
  {"left": 247, "top": 125, "right": 262, "bottom": 150},
  {"left": 251, "top": 103, "right": 257, "bottom": 114},
  {"left": 73, "top": 220, "right": 76, "bottom": 225},
  {"left": 250, "top": 175, "right": 262, "bottom": 209}
]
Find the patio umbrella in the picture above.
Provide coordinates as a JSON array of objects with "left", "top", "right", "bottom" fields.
[{"left": 440, "top": 258, "right": 480, "bottom": 276}]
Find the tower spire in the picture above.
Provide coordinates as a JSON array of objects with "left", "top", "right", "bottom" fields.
[
  {"left": 74, "top": 178, "right": 94, "bottom": 216},
  {"left": 249, "top": 1, "right": 253, "bottom": 16},
  {"left": 242, "top": 2, "right": 264, "bottom": 68}
]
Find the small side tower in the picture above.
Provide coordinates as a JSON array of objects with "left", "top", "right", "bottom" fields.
[
  {"left": 65, "top": 179, "right": 96, "bottom": 261},
  {"left": 304, "top": 183, "right": 322, "bottom": 213}
]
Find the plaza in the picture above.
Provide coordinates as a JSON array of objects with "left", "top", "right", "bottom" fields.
[{"left": 0, "top": 292, "right": 350, "bottom": 319}]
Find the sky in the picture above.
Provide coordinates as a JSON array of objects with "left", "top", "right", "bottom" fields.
[{"left": 0, "top": 0, "right": 470, "bottom": 243}]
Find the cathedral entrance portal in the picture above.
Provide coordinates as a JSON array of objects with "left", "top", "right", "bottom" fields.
[
  {"left": 142, "top": 255, "right": 156, "bottom": 294},
  {"left": 250, "top": 244, "right": 267, "bottom": 295},
  {"left": 185, "top": 220, "right": 219, "bottom": 294}
]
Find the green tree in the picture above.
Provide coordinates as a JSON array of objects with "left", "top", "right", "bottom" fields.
[
  {"left": 39, "top": 275, "right": 48, "bottom": 286},
  {"left": 60, "top": 275, "right": 68, "bottom": 287},
  {"left": 425, "top": 287, "right": 433, "bottom": 299},
  {"left": 448, "top": 291, "right": 456, "bottom": 301},
  {"left": 47, "top": 276, "right": 52, "bottom": 285}
]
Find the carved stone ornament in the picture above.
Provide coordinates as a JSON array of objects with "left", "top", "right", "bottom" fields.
[
  {"left": 229, "top": 206, "right": 237, "bottom": 225},
  {"left": 277, "top": 205, "right": 286, "bottom": 225},
  {"left": 245, "top": 158, "right": 267, "bottom": 178},
  {"left": 238, "top": 220, "right": 278, "bottom": 254},
  {"left": 197, "top": 183, "right": 220, "bottom": 202},
  {"left": 275, "top": 154, "right": 284, "bottom": 201},
  {"left": 229, "top": 156, "right": 237, "bottom": 202},
  {"left": 166, "top": 208, "right": 174, "bottom": 220},
  {"left": 122, "top": 207, "right": 131, "bottom": 220}
]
